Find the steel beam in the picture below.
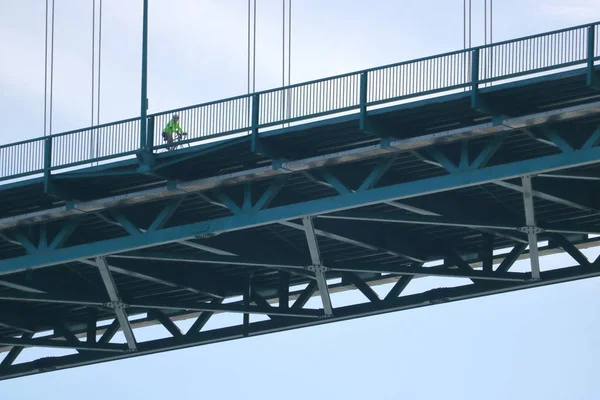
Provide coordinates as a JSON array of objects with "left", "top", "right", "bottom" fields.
[
  {"left": 110, "top": 252, "right": 305, "bottom": 270},
  {"left": 0, "top": 280, "right": 45, "bottom": 294},
  {"left": 48, "top": 221, "right": 79, "bottom": 250},
  {"left": 358, "top": 157, "right": 397, "bottom": 191},
  {"left": 253, "top": 177, "right": 287, "bottom": 211},
  {"left": 281, "top": 220, "right": 425, "bottom": 263},
  {"left": 3, "top": 101, "right": 600, "bottom": 232},
  {"left": 95, "top": 257, "right": 138, "bottom": 351},
  {"left": 538, "top": 171, "right": 600, "bottom": 181},
  {"left": 3, "top": 261, "right": 600, "bottom": 381},
  {"left": 148, "top": 310, "right": 183, "bottom": 338},
  {"left": 521, "top": 176, "right": 541, "bottom": 280},
  {"left": 551, "top": 234, "right": 591, "bottom": 267},
  {"left": 279, "top": 271, "right": 290, "bottom": 309},
  {"left": 291, "top": 281, "right": 318, "bottom": 310},
  {"left": 495, "top": 180, "right": 600, "bottom": 214},
  {"left": 384, "top": 275, "right": 413, "bottom": 301},
  {"left": 309, "top": 171, "right": 529, "bottom": 243},
  {"left": 87, "top": 309, "right": 96, "bottom": 344},
  {"left": 79, "top": 258, "right": 224, "bottom": 299},
  {"left": 345, "top": 273, "right": 380, "bottom": 302},
  {"left": 302, "top": 217, "right": 333, "bottom": 316},
  {"left": 186, "top": 300, "right": 223, "bottom": 335},
  {"left": 4, "top": 143, "right": 600, "bottom": 276},
  {"left": 147, "top": 197, "right": 184, "bottom": 231},
  {"left": 496, "top": 243, "right": 528, "bottom": 273},
  {"left": 0, "top": 336, "right": 126, "bottom": 353},
  {"left": 317, "top": 212, "right": 600, "bottom": 236},
  {"left": 97, "top": 211, "right": 236, "bottom": 256},
  {"left": 129, "top": 299, "right": 322, "bottom": 318},
  {"left": 0, "top": 333, "right": 33, "bottom": 369}
]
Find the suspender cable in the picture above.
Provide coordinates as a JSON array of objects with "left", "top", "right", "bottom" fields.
[
  {"left": 463, "top": 0, "right": 466, "bottom": 90},
  {"left": 44, "top": 0, "right": 48, "bottom": 137},
  {"left": 90, "top": 0, "right": 96, "bottom": 162},
  {"left": 490, "top": 0, "right": 493, "bottom": 44},
  {"left": 469, "top": 0, "right": 471, "bottom": 48},
  {"left": 463, "top": 0, "right": 466, "bottom": 50},
  {"left": 253, "top": 0, "right": 256, "bottom": 93},
  {"left": 288, "top": 0, "right": 291, "bottom": 88},
  {"left": 49, "top": 0, "right": 55, "bottom": 136},
  {"left": 91, "top": 0, "right": 95, "bottom": 127},
  {"left": 282, "top": 0, "right": 285, "bottom": 125},
  {"left": 484, "top": 0, "right": 487, "bottom": 45},
  {"left": 247, "top": 0, "right": 250, "bottom": 95},
  {"left": 97, "top": 0, "right": 102, "bottom": 125},
  {"left": 287, "top": 0, "right": 292, "bottom": 126},
  {"left": 282, "top": 0, "right": 285, "bottom": 90}
]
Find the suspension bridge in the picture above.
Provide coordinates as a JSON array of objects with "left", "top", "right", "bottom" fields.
[{"left": 0, "top": 20, "right": 599, "bottom": 380}]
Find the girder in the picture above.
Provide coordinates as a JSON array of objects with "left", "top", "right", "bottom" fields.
[{"left": 1, "top": 29, "right": 600, "bottom": 379}]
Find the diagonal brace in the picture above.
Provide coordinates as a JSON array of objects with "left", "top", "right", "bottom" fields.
[
  {"left": 302, "top": 217, "right": 333, "bottom": 316},
  {"left": 147, "top": 197, "right": 185, "bottom": 231},
  {"left": 48, "top": 221, "right": 79, "bottom": 250},
  {"left": 253, "top": 177, "right": 287, "bottom": 211},
  {"left": 96, "top": 257, "right": 137, "bottom": 351},
  {"left": 521, "top": 176, "right": 541, "bottom": 280}
]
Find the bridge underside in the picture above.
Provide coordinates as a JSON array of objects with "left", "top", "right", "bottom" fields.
[{"left": 1, "top": 67, "right": 600, "bottom": 380}]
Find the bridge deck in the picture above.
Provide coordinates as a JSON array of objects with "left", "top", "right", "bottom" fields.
[{"left": 1, "top": 22, "right": 600, "bottom": 380}]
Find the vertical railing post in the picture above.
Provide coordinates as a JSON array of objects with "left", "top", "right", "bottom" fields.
[
  {"left": 587, "top": 25, "right": 598, "bottom": 88},
  {"left": 146, "top": 115, "right": 155, "bottom": 150},
  {"left": 43, "top": 136, "right": 52, "bottom": 194},
  {"left": 140, "top": 0, "right": 149, "bottom": 150},
  {"left": 251, "top": 94, "right": 260, "bottom": 153},
  {"left": 470, "top": 48, "right": 482, "bottom": 110},
  {"left": 359, "top": 72, "right": 369, "bottom": 132}
]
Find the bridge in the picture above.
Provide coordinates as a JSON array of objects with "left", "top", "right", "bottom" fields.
[{"left": 0, "top": 21, "right": 600, "bottom": 380}]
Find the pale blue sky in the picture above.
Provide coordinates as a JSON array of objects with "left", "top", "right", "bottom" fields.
[{"left": 1, "top": 1, "right": 600, "bottom": 398}]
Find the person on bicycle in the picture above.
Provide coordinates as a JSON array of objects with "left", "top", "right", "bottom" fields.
[{"left": 162, "top": 113, "right": 187, "bottom": 149}]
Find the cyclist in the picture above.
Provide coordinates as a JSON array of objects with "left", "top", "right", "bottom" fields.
[{"left": 162, "top": 113, "right": 187, "bottom": 150}]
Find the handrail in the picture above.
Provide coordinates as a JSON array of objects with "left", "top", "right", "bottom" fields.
[{"left": 1, "top": 21, "right": 599, "bottom": 184}]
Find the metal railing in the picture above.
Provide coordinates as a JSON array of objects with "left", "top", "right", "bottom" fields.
[{"left": 1, "top": 21, "right": 599, "bottom": 184}]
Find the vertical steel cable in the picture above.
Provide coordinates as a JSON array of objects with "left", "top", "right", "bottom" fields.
[
  {"left": 490, "top": 0, "right": 493, "bottom": 44},
  {"left": 253, "top": 0, "right": 256, "bottom": 93},
  {"left": 469, "top": 0, "right": 471, "bottom": 48},
  {"left": 90, "top": 0, "right": 95, "bottom": 162},
  {"left": 96, "top": 0, "right": 103, "bottom": 164},
  {"left": 247, "top": 0, "right": 250, "bottom": 95},
  {"left": 92, "top": 0, "right": 95, "bottom": 127},
  {"left": 247, "top": 0, "right": 251, "bottom": 130},
  {"left": 463, "top": 0, "right": 466, "bottom": 90},
  {"left": 288, "top": 0, "right": 292, "bottom": 126},
  {"left": 282, "top": 0, "right": 285, "bottom": 125},
  {"left": 282, "top": 0, "right": 285, "bottom": 89},
  {"left": 44, "top": 0, "right": 49, "bottom": 137},
  {"left": 49, "top": 0, "right": 55, "bottom": 136},
  {"left": 97, "top": 0, "right": 102, "bottom": 126}
]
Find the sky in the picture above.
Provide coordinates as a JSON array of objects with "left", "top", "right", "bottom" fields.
[{"left": 1, "top": 0, "right": 600, "bottom": 398}]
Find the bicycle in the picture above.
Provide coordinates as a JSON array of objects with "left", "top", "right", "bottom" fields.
[{"left": 162, "top": 132, "right": 190, "bottom": 152}]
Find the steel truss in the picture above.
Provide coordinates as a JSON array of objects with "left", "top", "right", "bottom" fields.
[{"left": 2, "top": 77, "right": 600, "bottom": 380}]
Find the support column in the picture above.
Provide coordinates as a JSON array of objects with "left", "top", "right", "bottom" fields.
[
  {"left": 521, "top": 176, "right": 541, "bottom": 280},
  {"left": 96, "top": 257, "right": 137, "bottom": 351},
  {"left": 302, "top": 217, "right": 333, "bottom": 316}
]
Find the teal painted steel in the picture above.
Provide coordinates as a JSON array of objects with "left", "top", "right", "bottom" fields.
[
  {"left": 2, "top": 141, "right": 600, "bottom": 276},
  {"left": 588, "top": 25, "right": 598, "bottom": 88},
  {"left": 1, "top": 21, "right": 600, "bottom": 183}
]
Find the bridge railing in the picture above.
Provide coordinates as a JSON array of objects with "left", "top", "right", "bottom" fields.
[
  {"left": 1, "top": 21, "right": 599, "bottom": 184},
  {"left": 150, "top": 95, "right": 251, "bottom": 150}
]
